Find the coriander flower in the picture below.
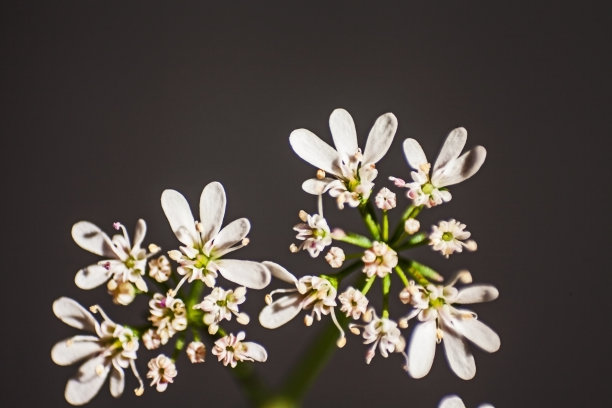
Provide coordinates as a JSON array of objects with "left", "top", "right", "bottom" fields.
[
  {"left": 148, "top": 255, "right": 172, "bottom": 282},
  {"left": 439, "top": 395, "right": 495, "bottom": 408},
  {"left": 72, "top": 219, "right": 159, "bottom": 292},
  {"left": 375, "top": 187, "right": 396, "bottom": 210},
  {"left": 259, "top": 261, "right": 346, "bottom": 346},
  {"left": 404, "top": 218, "right": 420, "bottom": 235},
  {"left": 147, "top": 354, "right": 177, "bottom": 392},
  {"left": 349, "top": 309, "right": 405, "bottom": 364},
  {"left": 402, "top": 271, "right": 500, "bottom": 380},
  {"left": 193, "top": 286, "right": 250, "bottom": 335},
  {"left": 106, "top": 278, "right": 136, "bottom": 306},
  {"left": 391, "top": 127, "right": 486, "bottom": 207},
  {"left": 290, "top": 108, "right": 397, "bottom": 209},
  {"left": 148, "top": 293, "right": 187, "bottom": 345},
  {"left": 290, "top": 210, "right": 332, "bottom": 257},
  {"left": 429, "top": 219, "right": 477, "bottom": 258},
  {"left": 161, "top": 182, "right": 271, "bottom": 291},
  {"left": 338, "top": 287, "right": 369, "bottom": 320},
  {"left": 362, "top": 241, "right": 398, "bottom": 278},
  {"left": 325, "top": 246, "right": 345, "bottom": 268},
  {"left": 186, "top": 341, "right": 206, "bottom": 363},
  {"left": 51, "top": 297, "right": 144, "bottom": 405},
  {"left": 212, "top": 332, "right": 268, "bottom": 368}
]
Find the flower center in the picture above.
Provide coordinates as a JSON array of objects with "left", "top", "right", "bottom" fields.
[
  {"left": 429, "top": 297, "right": 445, "bottom": 308},
  {"left": 125, "top": 257, "right": 136, "bottom": 268},
  {"left": 441, "top": 232, "right": 454, "bottom": 241},
  {"left": 194, "top": 254, "right": 210, "bottom": 269},
  {"left": 422, "top": 182, "right": 434, "bottom": 194}
]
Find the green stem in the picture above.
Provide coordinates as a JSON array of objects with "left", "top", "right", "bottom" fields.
[
  {"left": 393, "top": 232, "right": 429, "bottom": 251},
  {"left": 361, "top": 275, "right": 376, "bottom": 295},
  {"left": 334, "top": 231, "right": 372, "bottom": 248},
  {"left": 358, "top": 201, "right": 380, "bottom": 240},
  {"left": 382, "top": 211, "right": 389, "bottom": 242},
  {"left": 390, "top": 205, "right": 423, "bottom": 244},
  {"left": 393, "top": 265, "right": 410, "bottom": 287},
  {"left": 382, "top": 274, "right": 391, "bottom": 318}
]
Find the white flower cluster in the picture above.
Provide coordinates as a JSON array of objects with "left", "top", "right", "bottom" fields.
[
  {"left": 265, "top": 108, "right": 499, "bottom": 390},
  {"left": 53, "top": 182, "right": 271, "bottom": 405}
]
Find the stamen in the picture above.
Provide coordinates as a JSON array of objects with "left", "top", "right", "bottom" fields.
[
  {"left": 95, "top": 364, "right": 105, "bottom": 376},
  {"left": 148, "top": 243, "right": 161, "bottom": 254},
  {"left": 130, "top": 360, "right": 145, "bottom": 396},
  {"left": 298, "top": 210, "right": 308, "bottom": 222},
  {"left": 264, "top": 294, "right": 272, "bottom": 305},
  {"left": 195, "top": 221, "right": 204, "bottom": 233},
  {"left": 171, "top": 275, "right": 189, "bottom": 296},
  {"left": 103, "top": 261, "right": 111, "bottom": 270},
  {"left": 304, "top": 314, "right": 313, "bottom": 326},
  {"left": 464, "top": 240, "right": 478, "bottom": 251},
  {"left": 236, "top": 313, "right": 250, "bottom": 325},
  {"left": 289, "top": 244, "right": 299, "bottom": 253},
  {"left": 330, "top": 309, "right": 346, "bottom": 348},
  {"left": 316, "top": 169, "right": 326, "bottom": 180},
  {"left": 113, "top": 222, "right": 130, "bottom": 243}
]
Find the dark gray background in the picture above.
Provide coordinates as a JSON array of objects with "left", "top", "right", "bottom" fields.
[{"left": 2, "top": 1, "right": 610, "bottom": 407}]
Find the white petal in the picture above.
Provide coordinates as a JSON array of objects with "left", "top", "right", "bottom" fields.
[
  {"left": 259, "top": 293, "right": 303, "bottom": 329},
  {"left": 75, "top": 264, "right": 111, "bottom": 290},
  {"left": 216, "top": 259, "right": 271, "bottom": 289},
  {"left": 454, "top": 318, "right": 500, "bottom": 353},
  {"left": 53, "top": 297, "right": 98, "bottom": 332},
  {"left": 51, "top": 335, "right": 102, "bottom": 366},
  {"left": 432, "top": 146, "right": 486, "bottom": 187},
  {"left": 132, "top": 219, "right": 147, "bottom": 249},
  {"left": 402, "top": 138, "right": 428, "bottom": 170},
  {"left": 242, "top": 342, "right": 268, "bottom": 362},
  {"left": 455, "top": 285, "right": 499, "bottom": 304},
  {"left": 199, "top": 181, "right": 226, "bottom": 243},
  {"left": 65, "top": 356, "right": 109, "bottom": 406},
  {"left": 362, "top": 112, "right": 397, "bottom": 164},
  {"left": 407, "top": 319, "right": 437, "bottom": 378},
  {"left": 442, "top": 330, "right": 476, "bottom": 380},
  {"left": 289, "top": 128, "right": 341, "bottom": 176},
  {"left": 438, "top": 395, "right": 466, "bottom": 408},
  {"left": 302, "top": 178, "right": 334, "bottom": 195},
  {"left": 161, "top": 189, "right": 197, "bottom": 247},
  {"left": 262, "top": 261, "right": 297, "bottom": 285},
  {"left": 329, "top": 108, "right": 358, "bottom": 159},
  {"left": 71, "top": 221, "right": 118, "bottom": 258},
  {"left": 433, "top": 127, "right": 467, "bottom": 174},
  {"left": 109, "top": 367, "right": 125, "bottom": 398},
  {"left": 213, "top": 218, "right": 250, "bottom": 253}
]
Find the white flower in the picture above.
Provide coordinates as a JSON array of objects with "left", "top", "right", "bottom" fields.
[
  {"left": 403, "top": 271, "right": 500, "bottom": 380},
  {"left": 338, "top": 287, "right": 369, "bottom": 320},
  {"left": 72, "top": 219, "right": 159, "bottom": 292},
  {"left": 392, "top": 127, "right": 486, "bottom": 207},
  {"left": 212, "top": 332, "right": 268, "bottom": 368},
  {"left": 194, "top": 286, "right": 249, "bottom": 335},
  {"left": 362, "top": 242, "right": 398, "bottom": 278},
  {"left": 161, "top": 182, "right": 271, "bottom": 291},
  {"left": 325, "top": 246, "right": 345, "bottom": 268},
  {"left": 146, "top": 354, "right": 177, "bottom": 392},
  {"left": 375, "top": 187, "right": 396, "bottom": 210},
  {"left": 148, "top": 293, "right": 188, "bottom": 345},
  {"left": 290, "top": 210, "right": 332, "bottom": 257},
  {"left": 439, "top": 395, "right": 495, "bottom": 408},
  {"left": 429, "top": 219, "right": 477, "bottom": 258},
  {"left": 259, "top": 262, "right": 346, "bottom": 347},
  {"left": 186, "top": 341, "right": 206, "bottom": 363},
  {"left": 404, "top": 218, "right": 420, "bottom": 235},
  {"left": 51, "top": 297, "right": 144, "bottom": 405},
  {"left": 106, "top": 278, "right": 136, "bottom": 306},
  {"left": 289, "top": 108, "right": 397, "bottom": 209},
  {"left": 148, "top": 255, "right": 172, "bottom": 282},
  {"left": 142, "top": 329, "right": 161, "bottom": 350},
  {"left": 349, "top": 309, "right": 405, "bottom": 364}
]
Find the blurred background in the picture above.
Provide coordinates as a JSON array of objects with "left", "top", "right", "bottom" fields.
[{"left": 2, "top": 1, "right": 610, "bottom": 407}]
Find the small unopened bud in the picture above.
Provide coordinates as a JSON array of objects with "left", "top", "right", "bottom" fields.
[
  {"left": 289, "top": 244, "right": 299, "bottom": 253},
  {"left": 331, "top": 228, "right": 346, "bottom": 239},
  {"left": 404, "top": 219, "right": 420, "bottom": 235},
  {"left": 349, "top": 326, "right": 361, "bottom": 335},
  {"left": 363, "top": 308, "right": 373, "bottom": 323},
  {"left": 457, "top": 270, "right": 473, "bottom": 284},
  {"left": 148, "top": 243, "right": 161, "bottom": 253},
  {"left": 316, "top": 169, "right": 326, "bottom": 180},
  {"left": 186, "top": 341, "right": 206, "bottom": 363}
]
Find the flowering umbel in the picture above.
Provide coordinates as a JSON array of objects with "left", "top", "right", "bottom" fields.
[{"left": 54, "top": 108, "right": 499, "bottom": 407}]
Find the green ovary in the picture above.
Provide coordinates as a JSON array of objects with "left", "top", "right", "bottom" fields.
[
  {"left": 194, "top": 253, "right": 210, "bottom": 269},
  {"left": 442, "top": 232, "right": 454, "bottom": 241},
  {"left": 422, "top": 183, "right": 434, "bottom": 194}
]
